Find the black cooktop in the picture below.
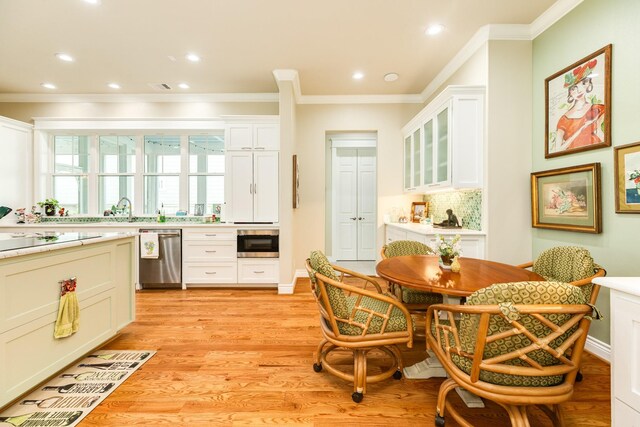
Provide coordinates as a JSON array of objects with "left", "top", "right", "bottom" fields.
[{"left": 0, "top": 233, "right": 101, "bottom": 253}]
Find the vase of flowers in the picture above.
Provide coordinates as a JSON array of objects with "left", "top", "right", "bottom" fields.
[{"left": 435, "top": 234, "right": 461, "bottom": 268}]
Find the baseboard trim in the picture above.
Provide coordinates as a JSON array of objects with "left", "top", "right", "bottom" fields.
[
  {"left": 278, "top": 270, "right": 307, "bottom": 295},
  {"left": 585, "top": 335, "right": 611, "bottom": 363}
]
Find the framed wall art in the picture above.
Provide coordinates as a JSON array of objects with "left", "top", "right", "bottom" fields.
[
  {"left": 614, "top": 142, "right": 640, "bottom": 213},
  {"left": 531, "top": 162, "right": 601, "bottom": 233},
  {"left": 411, "top": 202, "right": 427, "bottom": 223},
  {"left": 545, "top": 44, "right": 611, "bottom": 158}
]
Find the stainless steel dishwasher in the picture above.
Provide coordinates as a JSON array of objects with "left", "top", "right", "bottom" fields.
[{"left": 139, "top": 229, "right": 182, "bottom": 289}]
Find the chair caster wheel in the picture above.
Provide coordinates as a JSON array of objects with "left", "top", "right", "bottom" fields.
[
  {"left": 313, "top": 363, "right": 322, "bottom": 373},
  {"left": 435, "top": 414, "right": 445, "bottom": 426},
  {"left": 352, "top": 392, "right": 363, "bottom": 403},
  {"left": 393, "top": 370, "right": 402, "bottom": 380},
  {"left": 576, "top": 371, "right": 583, "bottom": 382}
]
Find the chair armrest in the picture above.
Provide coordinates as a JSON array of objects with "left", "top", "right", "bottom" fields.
[
  {"left": 570, "top": 267, "right": 606, "bottom": 286},
  {"left": 515, "top": 261, "right": 533, "bottom": 269}
]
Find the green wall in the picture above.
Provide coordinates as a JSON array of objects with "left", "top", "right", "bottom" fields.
[{"left": 533, "top": 0, "right": 640, "bottom": 344}]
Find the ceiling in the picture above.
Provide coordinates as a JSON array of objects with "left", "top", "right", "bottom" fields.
[{"left": 0, "top": 0, "right": 558, "bottom": 97}]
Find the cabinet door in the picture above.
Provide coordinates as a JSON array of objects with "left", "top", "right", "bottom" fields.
[
  {"left": 226, "top": 152, "right": 254, "bottom": 222},
  {"left": 403, "top": 135, "right": 412, "bottom": 191},
  {"left": 435, "top": 102, "right": 451, "bottom": 186},
  {"left": 226, "top": 124, "right": 253, "bottom": 150},
  {"left": 422, "top": 119, "right": 434, "bottom": 186},
  {"left": 254, "top": 124, "right": 279, "bottom": 150},
  {"left": 253, "top": 152, "right": 279, "bottom": 222},
  {"left": 412, "top": 128, "right": 421, "bottom": 189}
]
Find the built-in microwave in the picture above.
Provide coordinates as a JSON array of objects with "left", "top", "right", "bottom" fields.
[{"left": 237, "top": 229, "right": 279, "bottom": 258}]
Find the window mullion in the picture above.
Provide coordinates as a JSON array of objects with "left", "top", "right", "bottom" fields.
[
  {"left": 134, "top": 135, "right": 144, "bottom": 216},
  {"left": 180, "top": 135, "right": 188, "bottom": 212},
  {"left": 88, "top": 135, "right": 98, "bottom": 215}
]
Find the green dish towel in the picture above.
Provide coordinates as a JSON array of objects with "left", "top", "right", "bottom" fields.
[{"left": 54, "top": 279, "right": 80, "bottom": 339}]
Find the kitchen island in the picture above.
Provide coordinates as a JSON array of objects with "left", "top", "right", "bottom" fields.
[{"left": 0, "top": 232, "right": 136, "bottom": 408}]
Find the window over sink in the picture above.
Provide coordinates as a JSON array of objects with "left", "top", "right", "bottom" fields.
[{"left": 47, "top": 131, "right": 225, "bottom": 216}]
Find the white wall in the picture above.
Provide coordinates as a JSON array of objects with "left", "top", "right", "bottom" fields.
[
  {"left": 485, "top": 40, "right": 533, "bottom": 264},
  {"left": 0, "top": 116, "right": 33, "bottom": 224},
  {"left": 293, "top": 103, "right": 422, "bottom": 269}
]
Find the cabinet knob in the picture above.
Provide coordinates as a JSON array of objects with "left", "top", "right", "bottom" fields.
[{"left": 358, "top": 217, "right": 364, "bottom": 220}]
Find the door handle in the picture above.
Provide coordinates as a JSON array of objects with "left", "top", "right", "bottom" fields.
[
  {"left": 350, "top": 217, "right": 357, "bottom": 220},
  {"left": 205, "top": 250, "right": 217, "bottom": 253},
  {"left": 250, "top": 183, "right": 253, "bottom": 194}
]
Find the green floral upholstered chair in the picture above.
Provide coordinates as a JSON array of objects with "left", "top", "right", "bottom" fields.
[
  {"left": 426, "top": 281, "right": 596, "bottom": 427},
  {"left": 517, "top": 246, "right": 606, "bottom": 304},
  {"left": 305, "top": 250, "right": 413, "bottom": 403},
  {"left": 381, "top": 240, "right": 443, "bottom": 312}
]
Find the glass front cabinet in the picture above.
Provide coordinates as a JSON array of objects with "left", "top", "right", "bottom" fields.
[{"left": 402, "top": 86, "right": 484, "bottom": 193}]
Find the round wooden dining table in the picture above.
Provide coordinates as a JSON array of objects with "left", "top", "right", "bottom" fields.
[{"left": 376, "top": 255, "right": 544, "bottom": 298}]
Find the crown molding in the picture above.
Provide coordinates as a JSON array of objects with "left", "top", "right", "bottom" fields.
[
  {"left": 0, "top": 92, "right": 279, "bottom": 103},
  {"left": 530, "top": 0, "right": 584, "bottom": 39}
]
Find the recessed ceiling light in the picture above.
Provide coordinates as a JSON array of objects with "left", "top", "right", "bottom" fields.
[
  {"left": 41, "top": 83, "right": 56, "bottom": 89},
  {"left": 83, "top": 0, "right": 101, "bottom": 4},
  {"left": 186, "top": 53, "right": 201, "bottom": 62},
  {"left": 425, "top": 24, "right": 445, "bottom": 36},
  {"left": 55, "top": 53, "right": 74, "bottom": 62},
  {"left": 352, "top": 72, "right": 364, "bottom": 80},
  {"left": 107, "top": 83, "right": 121, "bottom": 89},
  {"left": 384, "top": 73, "right": 399, "bottom": 82},
  {"left": 178, "top": 83, "right": 190, "bottom": 89}
]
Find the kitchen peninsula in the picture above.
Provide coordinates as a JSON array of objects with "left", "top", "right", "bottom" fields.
[{"left": 0, "top": 232, "right": 136, "bottom": 407}]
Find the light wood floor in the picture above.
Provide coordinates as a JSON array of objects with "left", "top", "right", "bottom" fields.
[{"left": 83, "top": 279, "right": 611, "bottom": 426}]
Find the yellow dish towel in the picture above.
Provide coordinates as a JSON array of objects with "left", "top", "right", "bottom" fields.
[{"left": 54, "top": 279, "right": 80, "bottom": 339}]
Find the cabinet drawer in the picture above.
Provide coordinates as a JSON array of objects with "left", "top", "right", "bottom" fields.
[
  {"left": 183, "top": 263, "right": 237, "bottom": 283},
  {"left": 183, "top": 241, "right": 236, "bottom": 262},
  {"left": 237, "top": 259, "right": 279, "bottom": 283},
  {"left": 183, "top": 229, "right": 236, "bottom": 241}
]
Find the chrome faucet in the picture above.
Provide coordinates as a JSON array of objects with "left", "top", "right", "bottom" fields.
[{"left": 116, "top": 197, "right": 133, "bottom": 222}]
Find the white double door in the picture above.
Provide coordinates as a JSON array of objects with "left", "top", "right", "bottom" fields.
[{"left": 333, "top": 147, "right": 376, "bottom": 261}]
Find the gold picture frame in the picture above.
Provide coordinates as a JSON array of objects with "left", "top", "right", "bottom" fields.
[
  {"left": 545, "top": 45, "right": 611, "bottom": 158},
  {"left": 614, "top": 141, "right": 640, "bottom": 213},
  {"left": 531, "top": 163, "right": 601, "bottom": 233},
  {"left": 410, "top": 202, "right": 427, "bottom": 223}
]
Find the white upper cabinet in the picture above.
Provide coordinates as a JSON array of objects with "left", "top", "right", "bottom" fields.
[
  {"left": 226, "top": 123, "right": 279, "bottom": 151},
  {"left": 402, "top": 86, "right": 484, "bottom": 192}
]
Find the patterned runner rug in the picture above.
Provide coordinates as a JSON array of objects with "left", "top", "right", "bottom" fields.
[{"left": 0, "top": 350, "right": 155, "bottom": 426}]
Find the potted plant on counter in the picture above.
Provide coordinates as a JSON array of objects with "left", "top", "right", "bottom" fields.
[{"left": 38, "top": 198, "right": 60, "bottom": 216}]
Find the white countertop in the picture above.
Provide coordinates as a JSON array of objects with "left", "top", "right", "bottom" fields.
[
  {"left": 385, "top": 222, "right": 485, "bottom": 235},
  {"left": 0, "top": 232, "right": 137, "bottom": 260},
  {"left": 593, "top": 277, "right": 640, "bottom": 298},
  {"left": 0, "top": 222, "right": 279, "bottom": 229}
]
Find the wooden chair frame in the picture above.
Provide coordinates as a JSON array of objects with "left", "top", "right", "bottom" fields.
[
  {"left": 305, "top": 260, "right": 413, "bottom": 402},
  {"left": 426, "top": 302, "right": 593, "bottom": 427}
]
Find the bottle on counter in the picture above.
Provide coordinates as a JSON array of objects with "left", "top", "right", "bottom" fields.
[{"left": 159, "top": 203, "right": 166, "bottom": 223}]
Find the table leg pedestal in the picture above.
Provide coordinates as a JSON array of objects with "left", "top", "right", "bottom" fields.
[{"left": 403, "top": 351, "right": 485, "bottom": 408}]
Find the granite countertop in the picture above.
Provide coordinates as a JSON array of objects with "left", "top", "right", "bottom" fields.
[
  {"left": 0, "top": 232, "right": 137, "bottom": 260},
  {"left": 385, "top": 221, "right": 485, "bottom": 235}
]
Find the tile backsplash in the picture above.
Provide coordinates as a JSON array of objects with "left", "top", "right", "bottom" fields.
[{"left": 423, "top": 189, "right": 482, "bottom": 230}]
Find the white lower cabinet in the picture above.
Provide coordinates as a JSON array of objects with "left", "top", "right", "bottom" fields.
[
  {"left": 182, "top": 228, "right": 238, "bottom": 286},
  {"left": 385, "top": 224, "right": 486, "bottom": 259},
  {"left": 237, "top": 258, "right": 280, "bottom": 284},
  {"left": 182, "top": 227, "right": 279, "bottom": 287}
]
